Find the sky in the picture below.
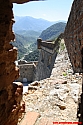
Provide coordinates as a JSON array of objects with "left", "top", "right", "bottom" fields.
[{"left": 13, "top": 0, "right": 74, "bottom": 22}]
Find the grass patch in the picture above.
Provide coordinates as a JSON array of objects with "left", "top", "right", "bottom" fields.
[{"left": 63, "top": 72, "right": 67, "bottom": 76}]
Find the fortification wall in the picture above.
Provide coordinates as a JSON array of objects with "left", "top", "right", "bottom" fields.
[
  {"left": 35, "top": 38, "right": 60, "bottom": 80},
  {"left": 64, "top": 0, "right": 83, "bottom": 122},
  {"left": 16, "top": 37, "right": 60, "bottom": 82},
  {"left": 64, "top": 0, "right": 83, "bottom": 73},
  {"left": 17, "top": 64, "right": 34, "bottom": 82}
]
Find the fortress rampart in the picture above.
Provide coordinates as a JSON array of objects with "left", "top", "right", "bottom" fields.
[
  {"left": 35, "top": 37, "right": 60, "bottom": 80},
  {"left": 17, "top": 36, "right": 61, "bottom": 82}
]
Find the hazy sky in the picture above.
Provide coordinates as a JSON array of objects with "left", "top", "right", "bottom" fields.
[{"left": 13, "top": 0, "right": 74, "bottom": 22}]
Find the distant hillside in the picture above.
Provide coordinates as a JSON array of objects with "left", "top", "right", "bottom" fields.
[
  {"left": 11, "top": 34, "right": 27, "bottom": 59},
  {"left": 15, "top": 30, "right": 41, "bottom": 38},
  {"left": 24, "top": 49, "right": 39, "bottom": 62},
  {"left": 39, "top": 22, "right": 66, "bottom": 40},
  {"left": 26, "top": 42, "right": 37, "bottom": 54},
  {"left": 12, "top": 18, "right": 66, "bottom": 60},
  {"left": 14, "top": 33, "right": 35, "bottom": 45},
  {"left": 11, "top": 32, "right": 39, "bottom": 59},
  {"left": 13, "top": 16, "right": 55, "bottom": 32}
]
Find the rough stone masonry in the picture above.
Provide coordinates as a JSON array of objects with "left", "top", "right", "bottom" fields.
[
  {"left": 64, "top": 0, "right": 83, "bottom": 122},
  {"left": 64, "top": 0, "right": 83, "bottom": 73},
  {"left": 0, "top": 0, "right": 43, "bottom": 125}
]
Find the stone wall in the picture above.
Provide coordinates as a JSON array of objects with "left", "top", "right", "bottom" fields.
[
  {"left": 64, "top": 0, "right": 83, "bottom": 122},
  {"left": 0, "top": 1, "right": 43, "bottom": 124},
  {"left": 16, "top": 35, "right": 62, "bottom": 82},
  {"left": 17, "top": 60, "right": 38, "bottom": 82},
  {"left": 0, "top": 0, "right": 25, "bottom": 125},
  {"left": 64, "top": 0, "right": 83, "bottom": 73},
  {"left": 35, "top": 38, "right": 60, "bottom": 80}
]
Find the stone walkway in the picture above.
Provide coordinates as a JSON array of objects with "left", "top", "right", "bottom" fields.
[{"left": 19, "top": 48, "right": 82, "bottom": 125}]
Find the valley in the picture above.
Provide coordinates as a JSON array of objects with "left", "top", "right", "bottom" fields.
[{"left": 12, "top": 16, "right": 66, "bottom": 61}]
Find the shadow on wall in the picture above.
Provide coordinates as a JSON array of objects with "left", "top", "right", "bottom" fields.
[{"left": 77, "top": 75, "right": 83, "bottom": 124}]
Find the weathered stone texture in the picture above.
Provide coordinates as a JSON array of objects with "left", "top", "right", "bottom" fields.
[
  {"left": 0, "top": 0, "right": 24, "bottom": 125},
  {"left": 64, "top": 0, "right": 83, "bottom": 73},
  {"left": 64, "top": 0, "right": 83, "bottom": 122}
]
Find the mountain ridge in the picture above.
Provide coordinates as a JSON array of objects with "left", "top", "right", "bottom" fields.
[
  {"left": 39, "top": 22, "right": 66, "bottom": 40},
  {"left": 13, "top": 16, "right": 66, "bottom": 32}
]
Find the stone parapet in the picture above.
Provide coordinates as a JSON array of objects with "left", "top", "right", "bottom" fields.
[
  {"left": 37, "top": 34, "right": 63, "bottom": 52},
  {"left": 37, "top": 39, "right": 58, "bottom": 51}
]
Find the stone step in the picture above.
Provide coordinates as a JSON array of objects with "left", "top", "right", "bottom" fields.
[{"left": 20, "top": 111, "right": 40, "bottom": 125}]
